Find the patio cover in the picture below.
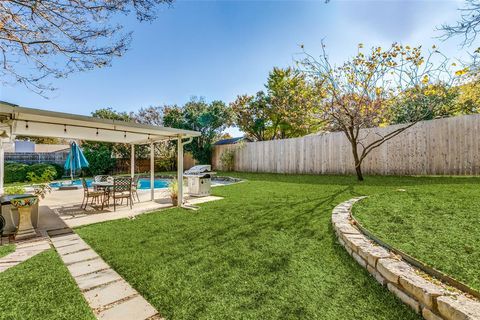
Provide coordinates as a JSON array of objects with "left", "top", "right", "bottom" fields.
[{"left": 0, "top": 101, "right": 201, "bottom": 207}]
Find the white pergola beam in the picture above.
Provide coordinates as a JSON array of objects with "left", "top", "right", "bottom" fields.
[
  {"left": 150, "top": 142, "right": 155, "bottom": 201},
  {"left": 177, "top": 136, "right": 184, "bottom": 207},
  {"left": 130, "top": 144, "right": 135, "bottom": 178},
  {"left": 12, "top": 120, "right": 159, "bottom": 144}
]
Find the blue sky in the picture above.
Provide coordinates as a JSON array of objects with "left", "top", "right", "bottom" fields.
[{"left": 0, "top": 0, "right": 471, "bottom": 136}]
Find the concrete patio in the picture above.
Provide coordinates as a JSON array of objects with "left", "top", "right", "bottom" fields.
[{"left": 36, "top": 187, "right": 223, "bottom": 232}]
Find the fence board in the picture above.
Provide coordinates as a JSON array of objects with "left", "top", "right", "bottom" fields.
[{"left": 212, "top": 115, "right": 480, "bottom": 176}]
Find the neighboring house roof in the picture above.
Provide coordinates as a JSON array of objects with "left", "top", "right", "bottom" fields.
[
  {"left": 3, "top": 141, "right": 70, "bottom": 153},
  {"left": 214, "top": 137, "right": 247, "bottom": 145}
]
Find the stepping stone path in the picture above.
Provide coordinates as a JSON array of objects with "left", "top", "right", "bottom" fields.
[
  {"left": 0, "top": 237, "right": 51, "bottom": 273},
  {"left": 50, "top": 232, "right": 162, "bottom": 320}
]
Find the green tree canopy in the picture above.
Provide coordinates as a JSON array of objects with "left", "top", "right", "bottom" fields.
[
  {"left": 82, "top": 107, "right": 134, "bottom": 175},
  {"left": 231, "top": 67, "right": 322, "bottom": 141},
  {"left": 163, "top": 98, "right": 233, "bottom": 164}
]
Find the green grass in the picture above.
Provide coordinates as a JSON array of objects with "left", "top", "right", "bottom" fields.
[
  {"left": 353, "top": 179, "right": 480, "bottom": 292},
  {"left": 0, "top": 249, "right": 95, "bottom": 320},
  {"left": 74, "top": 173, "right": 474, "bottom": 320},
  {"left": 0, "top": 244, "right": 15, "bottom": 258}
]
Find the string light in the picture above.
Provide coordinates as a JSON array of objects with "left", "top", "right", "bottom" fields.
[
  {"left": 64, "top": 125, "right": 67, "bottom": 133},
  {"left": 25, "top": 121, "right": 29, "bottom": 129},
  {"left": 124, "top": 131, "right": 127, "bottom": 138},
  {"left": 96, "top": 128, "right": 99, "bottom": 136}
]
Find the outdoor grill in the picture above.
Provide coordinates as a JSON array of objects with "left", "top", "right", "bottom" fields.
[{"left": 184, "top": 165, "right": 216, "bottom": 197}]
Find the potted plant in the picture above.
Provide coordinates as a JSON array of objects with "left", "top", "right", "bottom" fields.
[
  {"left": 168, "top": 179, "right": 178, "bottom": 206},
  {"left": 26, "top": 169, "right": 54, "bottom": 199},
  {"left": 10, "top": 196, "right": 39, "bottom": 240}
]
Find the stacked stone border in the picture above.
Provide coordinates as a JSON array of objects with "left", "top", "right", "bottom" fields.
[{"left": 332, "top": 198, "right": 480, "bottom": 320}]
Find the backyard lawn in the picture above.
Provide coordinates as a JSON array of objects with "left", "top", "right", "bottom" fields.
[
  {"left": 0, "top": 249, "right": 95, "bottom": 319},
  {"left": 353, "top": 182, "right": 480, "bottom": 292},
  {"left": 75, "top": 173, "right": 461, "bottom": 320},
  {"left": 0, "top": 244, "right": 15, "bottom": 258},
  {"left": 1, "top": 173, "right": 477, "bottom": 319}
]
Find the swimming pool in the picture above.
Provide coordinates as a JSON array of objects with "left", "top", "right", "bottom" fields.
[{"left": 50, "top": 178, "right": 171, "bottom": 189}]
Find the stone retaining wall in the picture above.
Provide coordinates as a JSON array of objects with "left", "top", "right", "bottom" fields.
[{"left": 332, "top": 198, "right": 480, "bottom": 320}]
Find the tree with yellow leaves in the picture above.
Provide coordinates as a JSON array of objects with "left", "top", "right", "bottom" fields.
[{"left": 298, "top": 43, "right": 457, "bottom": 181}]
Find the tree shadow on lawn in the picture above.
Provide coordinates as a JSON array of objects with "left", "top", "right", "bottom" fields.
[
  {"left": 77, "top": 178, "right": 422, "bottom": 320},
  {"left": 145, "top": 185, "right": 361, "bottom": 267}
]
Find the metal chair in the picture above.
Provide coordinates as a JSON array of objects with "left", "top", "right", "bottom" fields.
[
  {"left": 81, "top": 178, "right": 104, "bottom": 209},
  {"left": 131, "top": 175, "right": 140, "bottom": 202},
  {"left": 111, "top": 177, "right": 133, "bottom": 211}
]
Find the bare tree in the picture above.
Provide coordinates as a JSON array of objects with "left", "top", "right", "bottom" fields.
[
  {"left": 0, "top": 0, "right": 173, "bottom": 95},
  {"left": 298, "top": 43, "right": 456, "bottom": 181},
  {"left": 440, "top": 0, "right": 480, "bottom": 47}
]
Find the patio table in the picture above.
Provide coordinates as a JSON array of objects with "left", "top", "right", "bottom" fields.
[
  {"left": 91, "top": 182, "right": 113, "bottom": 209},
  {"left": 91, "top": 181, "right": 113, "bottom": 188}
]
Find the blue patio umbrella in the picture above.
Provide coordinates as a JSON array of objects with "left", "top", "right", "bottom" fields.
[{"left": 64, "top": 142, "right": 89, "bottom": 180}]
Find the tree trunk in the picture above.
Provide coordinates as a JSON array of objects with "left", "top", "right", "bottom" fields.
[
  {"left": 350, "top": 140, "right": 364, "bottom": 181},
  {"left": 355, "top": 164, "right": 364, "bottom": 181}
]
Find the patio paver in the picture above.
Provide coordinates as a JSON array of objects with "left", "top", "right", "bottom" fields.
[
  {"left": 39, "top": 187, "right": 223, "bottom": 229},
  {"left": 51, "top": 232, "right": 162, "bottom": 320}
]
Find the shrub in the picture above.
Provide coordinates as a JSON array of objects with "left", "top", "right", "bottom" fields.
[
  {"left": 26, "top": 164, "right": 58, "bottom": 182},
  {"left": 83, "top": 143, "right": 116, "bottom": 176},
  {"left": 220, "top": 148, "right": 236, "bottom": 171},
  {"left": 50, "top": 163, "right": 65, "bottom": 179},
  {"left": 5, "top": 163, "right": 28, "bottom": 183},
  {"left": 4, "top": 186, "right": 26, "bottom": 195},
  {"left": 27, "top": 167, "right": 56, "bottom": 183}
]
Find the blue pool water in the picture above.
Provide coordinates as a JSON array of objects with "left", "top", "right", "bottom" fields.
[{"left": 50, "top": 178, "right": 170, "bottom": 189}]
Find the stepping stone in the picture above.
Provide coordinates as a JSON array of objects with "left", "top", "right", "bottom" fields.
[
  {"left": 97, "top": 296, "right": 158, "bottom": 320},
  {"left": 50, "top": 233, "right": 79, "bottom": 243},
  {"left": 0, "top": 238, "right": 50, "bottom": 274},
  {"left": 84, "top": 280, "right": 138, "bottom": 309},
  {"left": 47, "top": 228, "right": 73, "bottom": 237},
  {"left": 56, "top": 242, "right": 90, "bottom": 255},
  {"left": 75, "top": 269, "right": 122, "bottom": 291},
  {"left": 51, "top": 235, "right": 83, "bottom": 247},
  {"left": 16, "top": 239, "right": 49, "bottom": 249},
  {"left": 49, "top": 232, "right": 162, "bottom": 319},
  {"left": 19, "top": 242, "right": 51, "bottom": 251},
  {"left": 0, "top": 261, "right": 19, "bottom": 268},
  {"left": 67, "top": 258, "right": 110, "bottom": 277},
  {"left": 61, "top": 249, "right": 99, "bottom": 265}
]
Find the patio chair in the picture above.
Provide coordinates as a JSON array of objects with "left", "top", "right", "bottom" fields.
[
  {"left": 81, "top": 178, "right": 104, "bottom": 209},
  {"left": 111, "top": 177, "right": 133, "bottom": 211},
  {"left": 131, "top": 175, "right": 140, "bottom": 202}
]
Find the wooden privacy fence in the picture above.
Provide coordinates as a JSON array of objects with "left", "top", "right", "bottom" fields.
[{"left": 212, "top": 114, "right": 480, "bottom": 176}]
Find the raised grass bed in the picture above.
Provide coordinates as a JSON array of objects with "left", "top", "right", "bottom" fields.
[{"left": 352, "top": 180, "right": 480, "bottom": 292}]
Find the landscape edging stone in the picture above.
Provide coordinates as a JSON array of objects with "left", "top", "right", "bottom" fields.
[{"left": 332, "top": 197, "right": 480, "bottom": 320}]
